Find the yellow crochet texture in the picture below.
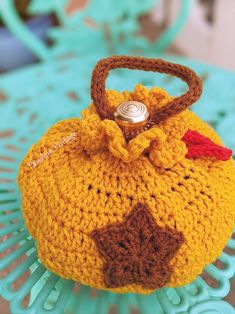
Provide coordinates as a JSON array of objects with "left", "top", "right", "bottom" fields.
[{"left": 18, "top": 84, "right": 235, "bottom": 294}]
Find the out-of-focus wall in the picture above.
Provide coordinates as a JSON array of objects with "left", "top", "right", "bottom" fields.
[{"left": 153, "top": 0, "right": 235, "bottom": 70}]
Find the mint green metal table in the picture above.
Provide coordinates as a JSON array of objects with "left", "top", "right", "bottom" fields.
[
  {"left": 0, "top": 53, "right": 235, "bottom": 314},
  {"left": 0, "top": 0, "right": 235, "bottom": 313}
]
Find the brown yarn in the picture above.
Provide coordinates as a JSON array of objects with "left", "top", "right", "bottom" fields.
[
  {"left": 91, "top": 203, "right": 184, "bottom": 290},
  {"left": 91, "top": 56, "right": 202, "bottom": 124}
]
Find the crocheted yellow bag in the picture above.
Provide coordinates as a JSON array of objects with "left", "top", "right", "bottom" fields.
[{"left": 18, "top": 56, "right": 235, "bottom": 294}]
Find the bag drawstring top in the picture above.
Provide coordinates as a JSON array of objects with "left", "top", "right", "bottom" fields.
[{"left": 91, "top": 56, "right": 202, "bottom": 139}]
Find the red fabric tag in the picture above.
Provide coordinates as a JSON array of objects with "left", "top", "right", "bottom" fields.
[{"left": 182, "top": 129, "right": 233, "bottom": 161}]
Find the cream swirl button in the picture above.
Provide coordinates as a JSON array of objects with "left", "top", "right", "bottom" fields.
[
  {"left": 114, "top": 101, "right": 150, "bottom": 139},
  {"left": 114, "top": 101, "right": 149, "bottom": 125}
]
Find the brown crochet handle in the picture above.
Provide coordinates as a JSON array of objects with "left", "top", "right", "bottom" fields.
[{"left": 91, "top": 56, "right": 202, "bottom": 124}]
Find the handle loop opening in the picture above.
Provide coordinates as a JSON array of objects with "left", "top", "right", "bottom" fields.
[{"left": 91, "top": 56, "right": 202, "bottom": 125}]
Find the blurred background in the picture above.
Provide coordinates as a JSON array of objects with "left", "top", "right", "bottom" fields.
[
  {"left": 0, "top": 0, "right": 235, "bottom": 72},
  {"left": 154, "top": 0, "right": 235, "bottom": 70},
  {"left": 0, "top": 0, "right": 235, "bottom": 313}
]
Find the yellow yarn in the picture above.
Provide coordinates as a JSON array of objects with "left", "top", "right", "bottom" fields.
[{"left": 18, "top": 84, "right": 235, "bottom": 294}]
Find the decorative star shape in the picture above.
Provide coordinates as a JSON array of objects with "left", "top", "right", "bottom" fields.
[{"left": 91, "top": 203, "right": 184, "bottom": 290}]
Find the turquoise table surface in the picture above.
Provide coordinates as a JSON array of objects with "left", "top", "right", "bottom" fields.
[{"left": 0, "top": 53, "right": 235, "bottom": 314}]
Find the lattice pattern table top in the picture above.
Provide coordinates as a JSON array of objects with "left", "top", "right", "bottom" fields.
[{"left": 0, "top": 53, "right": 235, "bottom": 313}]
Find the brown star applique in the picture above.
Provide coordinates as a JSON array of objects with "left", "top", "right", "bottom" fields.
[{"left": 91, "top": 203, "right": 184, "bottom": 290}]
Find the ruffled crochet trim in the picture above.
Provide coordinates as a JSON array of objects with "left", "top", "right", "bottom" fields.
[{"left": 79, "top": 85, "right": 187, "bottom": 167}]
